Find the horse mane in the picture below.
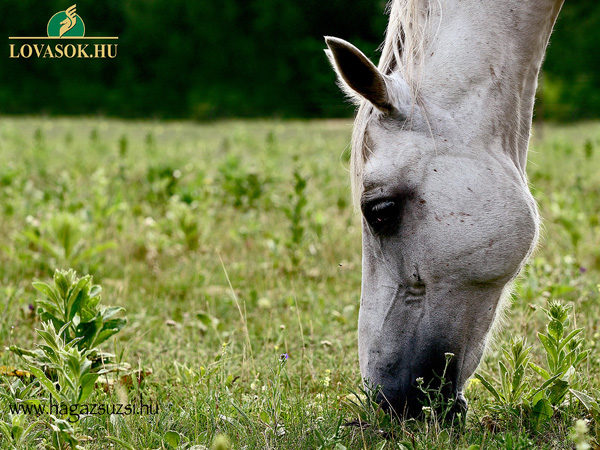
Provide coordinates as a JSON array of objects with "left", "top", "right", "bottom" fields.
[{"left": 350, "top": 0, "right": 431, "bottom": 207}]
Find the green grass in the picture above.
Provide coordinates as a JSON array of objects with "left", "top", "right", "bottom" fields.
[{"left": 0, "top": 117, "right": 599, "bottom": 449}]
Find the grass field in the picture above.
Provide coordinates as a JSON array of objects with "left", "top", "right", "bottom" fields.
[{"left": 0, "top": 117, "right": 599, "bottom": 449}]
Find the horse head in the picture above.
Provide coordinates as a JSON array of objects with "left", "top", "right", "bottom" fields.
[{"left": 323, "top": 0, "right": 564, "bottom": 415}]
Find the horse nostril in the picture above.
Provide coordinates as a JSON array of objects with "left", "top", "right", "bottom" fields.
[
  {"left": 377, "top": 392, "right": 422, "bottom": 419},
  {"left": 374, "top": 383, "right": 427, "bottom": 419}
]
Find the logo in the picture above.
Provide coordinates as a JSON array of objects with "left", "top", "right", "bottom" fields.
[
  {"left": 9, "top": 4, "right": 118, "bottom": 59},
  {"left": 47, "top": 5, "right": 85, "bottom": 38}
]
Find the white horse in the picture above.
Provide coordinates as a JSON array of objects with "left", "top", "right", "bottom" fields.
[{"left": 326, "top": 0, "right": 564, "bottom": 417}]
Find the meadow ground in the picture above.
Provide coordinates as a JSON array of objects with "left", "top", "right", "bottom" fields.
[{"left": 0, "top": 117, "right": 599, "bottom": 449}]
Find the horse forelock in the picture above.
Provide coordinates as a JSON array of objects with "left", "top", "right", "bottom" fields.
[{"left": 351, "top": 0, "right": 431, "bottom": 208}]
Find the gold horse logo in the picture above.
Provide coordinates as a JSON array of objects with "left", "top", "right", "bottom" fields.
[{"left": 59, "top": 5, "right": 77, "bottom": 38}]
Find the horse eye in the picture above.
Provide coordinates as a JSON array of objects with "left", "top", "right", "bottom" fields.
[{"left": 363, "top": 200, "right": 399, "bottom": 232}]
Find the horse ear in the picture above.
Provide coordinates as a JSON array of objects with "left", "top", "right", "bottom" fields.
[{"left": 325, "top": 36, "right": 392, "bottom": 112}]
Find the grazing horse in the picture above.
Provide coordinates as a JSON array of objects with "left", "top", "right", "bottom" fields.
[{"left": 325, "top": 0, "right": 564, "bottom": 417}]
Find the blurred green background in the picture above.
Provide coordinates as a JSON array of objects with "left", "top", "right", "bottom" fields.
[{"left": 2, "top": 0, "right": 599, "bottom": 120}]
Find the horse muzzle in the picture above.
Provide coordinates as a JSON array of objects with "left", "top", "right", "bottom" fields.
[{"left": 364, "top": 348, "right": 467, "bottom": 419}]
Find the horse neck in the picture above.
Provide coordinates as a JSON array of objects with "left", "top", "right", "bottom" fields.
[{"left": 413, "top": 0, "right": 564, "bottom": 174}]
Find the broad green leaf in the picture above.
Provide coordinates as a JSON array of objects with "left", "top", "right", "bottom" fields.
[
  {"left": 54, "top": 271, "right": 71, "bottom": 300},
  {"left": 93, "top": 328, "right": 122, "bottom": 348},
  {"left": 512, "top": 365, "right": 525, "bottom": 394},
  {"left": 532, "top": 398, "right": 553, "bottom": 421},
  {"left": 67, "top": 287, "right": 86, "bottom": 322},
  {"left": 574, "top": 350, "right": 590, "bottom": 367},
  {"left": 79, "top": 299, "right": 100, "bottom": 324},
  {"left": 9, "top": 345, "right": 40, "bottom": 359},
  {"left": 0, "top": 421, "right": 12, "bottom": 441},
  {"left": 438, "top": 429, "right": 451, "bottom": 443},
  {"left": 36, "top": 329, "right": 60, "bottom": 351},
  {"left": 514, "top": 343, "right": 531, "bottom": 368},
  {"left": 37, "top": 344, "right": 58, "bottom": 363},
  {"left": 530, "top": 389, "right": 544, "bottom": 405},
  {"left": 12, "top": 416, "right": 26, "bottom": 430},
  {"left": 58, "top": 368, "right": 78, "bottom": 395},
  {"left": 473, "top": 373, "right": 503, "bottom": 403},
  {"left": 11, "top": 426, "right": 23, "bottom": 442},
  {"left": 66, "top": 278, "right": 89, "bottom": 321},
  {"left": 37, "top": 314, "right": 66, "bottom": 334},
  {"left": 570, "top": 389, "right": 600, "bottom": 413},
  {"left": 399, "top": 440, "right": 415, "bottom": 450},
  {"left": 32, "top": 281, "right": 59, "bottom": 305},
  {"left": 35, "top": 298, "right": 63, "bottom": 320},
  {"left": 11, "top": 415, "right": 26, "bottom": 441},
  {"left": 26, "top": 365, "right": 60, "bottom": 402},
  {"left": 560, "top": 348, "right": 579, "bottom": 374},
  {"left": 93, "top": 318, "right": 127, "bottom": 347},
  {"left": 547, "top": 319, "right": 564, "bottom": 341},
  {"left": 537, "top": 333, "right": 557, "bottom": 369},
  {"left": 78, "top": 373, "right": 99, "bottom": 403},
  {"left": 197, "top": 311, "right": 216, "bottom": 327},
  {"left": 528, "top": 372, "right": 563, "bottom": 402},
  {"left": 101, "top": 318, "right": 127, "bottom": 332},
  {"left": 79, "top": 356, "right": 93, "bottom": 377},
  {"left": 57, "top": 322, "right": 71, "bottom": 339},
  {"left": 501, "top": 348, "right": 512, "bottom": 365},
  {"left": 529, "top": 362, "right": 551, "bottom": 380},
  {"left": 163, "top": 430, "right": 181, "bottom": 448},
  {"left": 559, "top": 328, "right": 584, "bottom": 352},
  {"left": 101, "top": 306, "right": 125, "bottom": 322},
  {"left": 75, "top": 318, "right": 102, "bottom": 350},
  {"left": 498, "top": 361, "right": 509, "bottom": 398},
  {"left": 548, "top": 379, "right": 569, "bottom": 405},
  {"left": 21, "top": 420, "right": 39, "bottom": 445},
  {"left": 89, "top": 284, "right": 102, "bottom": 299},
  {"left": 260, "top": 411, "right": 271, "bottom": 424}
]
